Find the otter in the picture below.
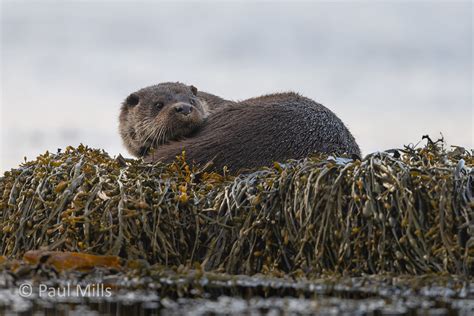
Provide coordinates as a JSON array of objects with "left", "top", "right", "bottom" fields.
[{"left": 119, "top": 82, "right": 361, "bottom": 173}]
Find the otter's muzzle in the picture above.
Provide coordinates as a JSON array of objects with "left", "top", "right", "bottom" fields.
[{"left": 173, "top": 103, "right": 193, "bottom": 116}]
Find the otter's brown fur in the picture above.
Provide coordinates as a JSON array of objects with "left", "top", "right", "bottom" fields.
[
  {"left": 119, "top": 82, "right": 361, "bottom": 173},
  {"left": 119, "top": 83, "right": 214, "bottom": 157}
]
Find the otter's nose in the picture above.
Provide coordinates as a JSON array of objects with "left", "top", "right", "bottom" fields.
[{"left": 174, "top": 104, "right": 193, "bottom": 115}]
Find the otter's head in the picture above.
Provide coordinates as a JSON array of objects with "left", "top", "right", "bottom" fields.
[{"left": 119, "top": 82, "right": 209, "bottom": 157}]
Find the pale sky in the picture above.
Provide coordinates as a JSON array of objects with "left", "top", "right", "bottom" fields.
[{"left": 1, "top": 0, "right": 472, "bottom": 172}]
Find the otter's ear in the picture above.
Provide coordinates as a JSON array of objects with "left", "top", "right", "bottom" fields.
[
  {"left": 125, "top": 93, "right": 139, "bottom": 107},
  {"left": 190, "top": 85, "right": 198, "bottom": 96}
]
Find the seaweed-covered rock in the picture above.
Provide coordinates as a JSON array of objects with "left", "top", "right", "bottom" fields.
[{"left": 0, "top": 140, "right": 472, "bottom": 276}]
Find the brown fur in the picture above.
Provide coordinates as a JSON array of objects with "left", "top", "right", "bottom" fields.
[
  {"left": 119, "top": 82, "right": 361, "bottom": 173},
  {"left": 119, "top": 82, "right": 213, "bottom": 157}
]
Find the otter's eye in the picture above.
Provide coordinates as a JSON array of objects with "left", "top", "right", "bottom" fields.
[
  {"left": 154, "top": 101, "right": 164, "bottom": 109},
  {"left": 189, "top": 99, "right": 196, "bottom": 105}
]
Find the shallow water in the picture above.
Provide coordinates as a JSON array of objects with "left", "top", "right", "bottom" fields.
[{"left": 0, "top": 272, "right": 472, "bottom": 315}]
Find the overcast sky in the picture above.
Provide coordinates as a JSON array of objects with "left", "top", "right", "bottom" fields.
[{"left": 1, "top": 0, "right": 472, "bottom": 172}]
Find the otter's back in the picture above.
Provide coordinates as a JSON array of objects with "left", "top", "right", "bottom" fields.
[{"left": 148, "top": 93, "right": 360, "bottom": 172}]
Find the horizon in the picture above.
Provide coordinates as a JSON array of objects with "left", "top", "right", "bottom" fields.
[{"left": 1, "top": 0, "right": 472, "bottom": 172}]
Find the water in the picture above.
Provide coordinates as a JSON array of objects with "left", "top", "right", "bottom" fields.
[{"left": 0, "top": 272, "right": 471, "bottom": 315}]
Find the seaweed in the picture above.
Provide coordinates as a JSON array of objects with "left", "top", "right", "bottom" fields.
[{"left": 0, "top": 139, "right": 472, "bottom": 276}]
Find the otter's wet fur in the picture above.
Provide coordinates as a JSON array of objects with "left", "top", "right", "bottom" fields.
[
  {"left": 119, "top": 82, "right": 361, "bottom": 173},
  {"left": 119, "top": 83, "right": 212, "bottom": 157}
]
